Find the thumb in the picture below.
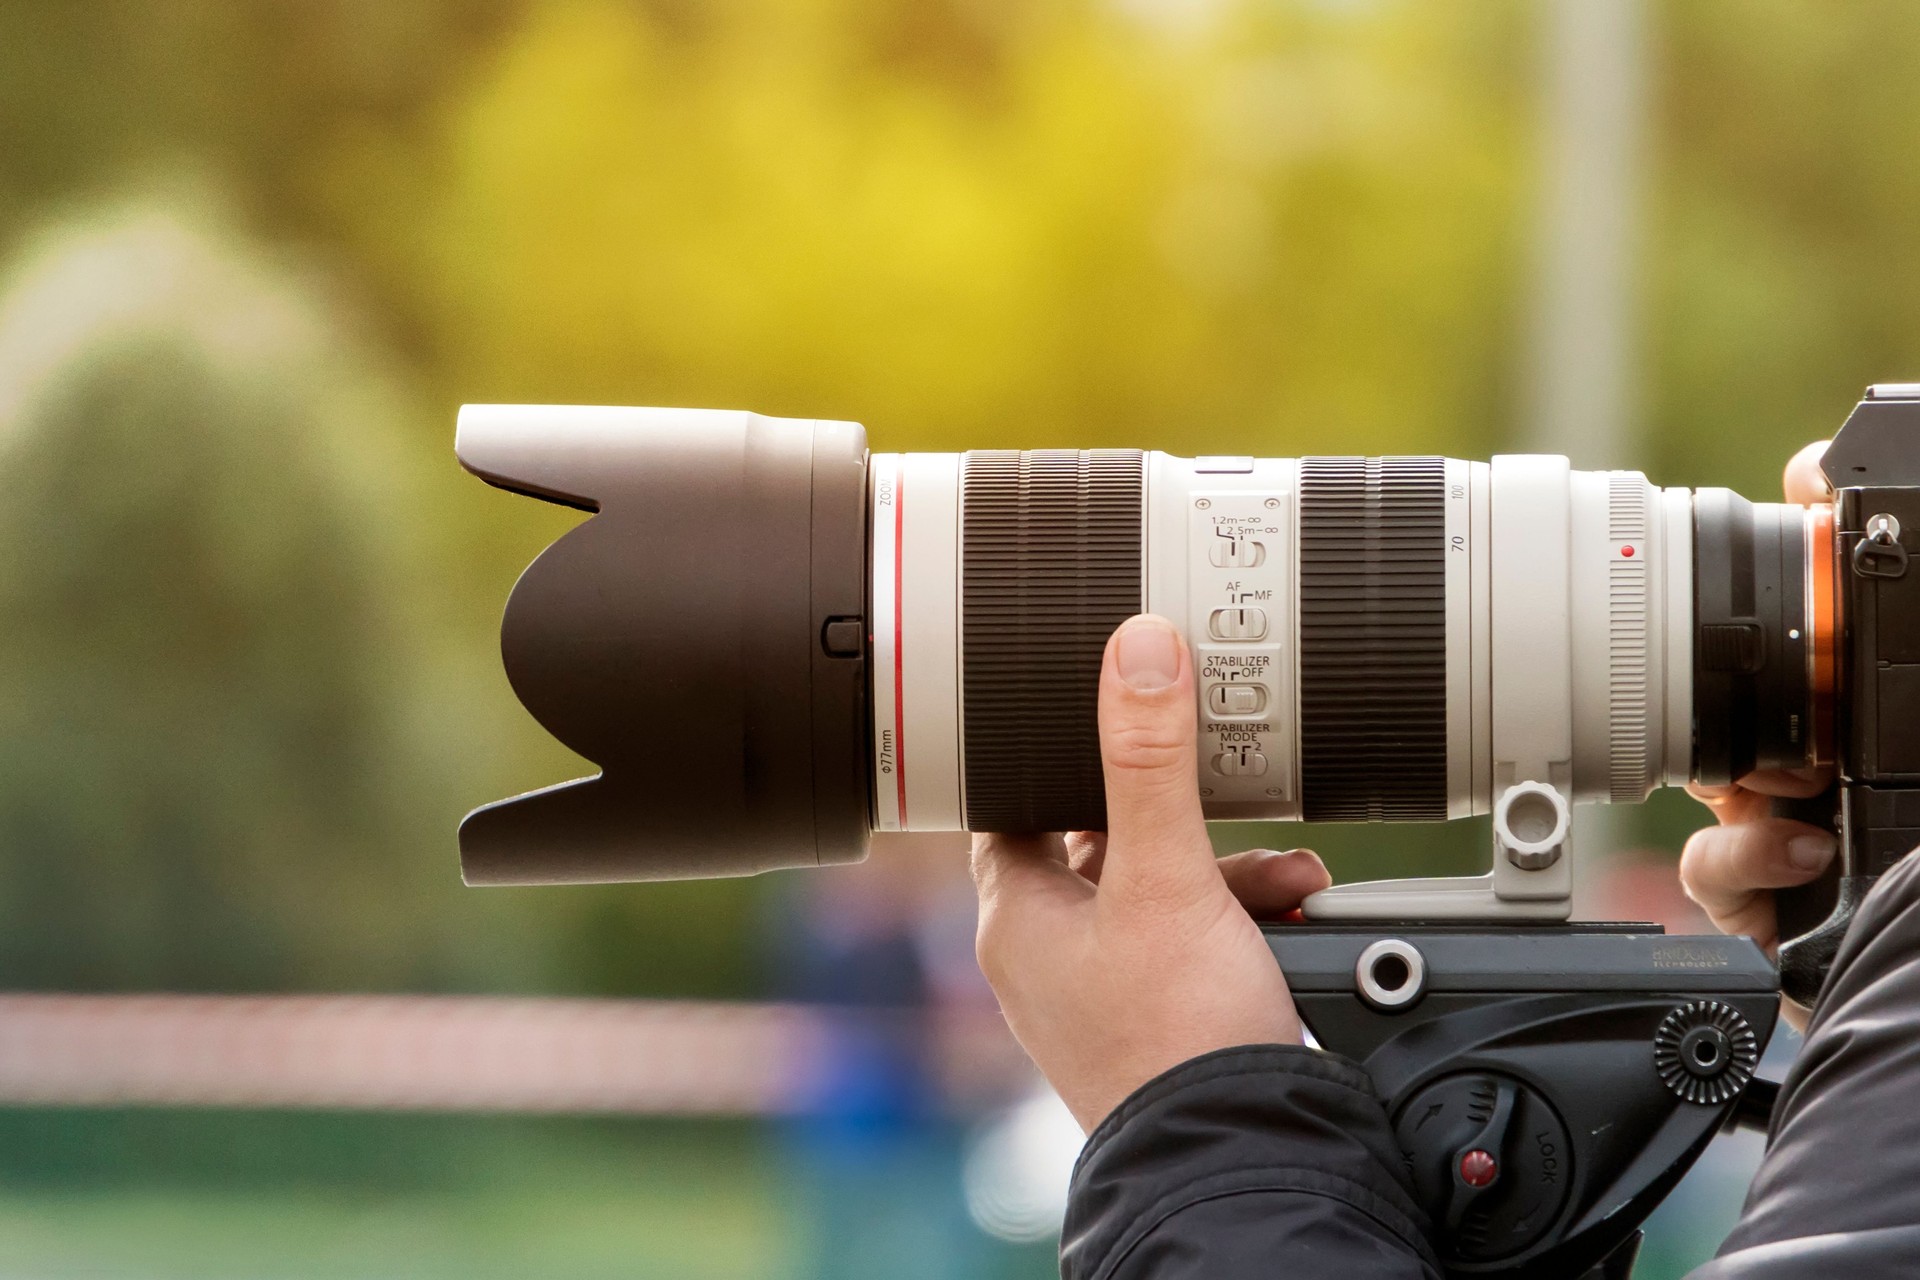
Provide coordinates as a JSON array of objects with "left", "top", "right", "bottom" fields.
[
  {"left": 1783, "top": 439, "right": 1831, "bottom": 506},
  {"left": 1096, "top": 615, "right": 1219, "bottom": 904}
]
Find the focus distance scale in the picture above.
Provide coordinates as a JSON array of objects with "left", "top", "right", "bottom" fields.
[{"left": 453, "top": 403, "right": 1837, "bottom": 929}]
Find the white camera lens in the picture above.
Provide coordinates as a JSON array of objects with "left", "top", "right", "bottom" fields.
[
  {"left": 871, "top": 448, "right": 1713, "bottom": 836},
  {"left": 456, "top": 406, "right": 1834, "bottom": 888}
]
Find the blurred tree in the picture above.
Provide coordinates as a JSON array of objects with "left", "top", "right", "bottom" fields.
[
  {"left": 0, "top": 199, "right": 772, "bottom": 998},
  {"left": 0, "top": 204, "right": 477, "bottom": 990}
]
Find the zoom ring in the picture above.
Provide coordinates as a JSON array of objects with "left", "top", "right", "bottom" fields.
[
  {"left": 1298, "top": 457, "right": 1448, "bottom": 820},
  {"left": 961, "top": 450, "right": 1144, "bottom": 832}
]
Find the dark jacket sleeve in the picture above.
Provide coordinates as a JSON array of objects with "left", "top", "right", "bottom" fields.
[
  {"left": 1694, "top": 851, "right": 1920, "bottom": 1279},
  {"left": 1059, "top": 1044, "right": 1442, "bottom": 1280}
]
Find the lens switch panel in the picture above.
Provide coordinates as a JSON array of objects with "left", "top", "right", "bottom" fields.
[{"left": 1183, "top": 479, "right": 1295, "bottom": 814}]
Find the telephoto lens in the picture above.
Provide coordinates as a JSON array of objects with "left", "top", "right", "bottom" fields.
[{"left": 456, "top": 405, "right": 1838, "bottom": 906}]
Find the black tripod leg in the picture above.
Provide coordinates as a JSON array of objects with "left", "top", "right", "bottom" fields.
[{"left": 1578, "top": 1231, "right": 1643, "bottom": 1280}]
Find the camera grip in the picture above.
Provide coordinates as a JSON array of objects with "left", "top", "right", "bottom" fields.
[
  {"left": 1771, "top": 786, "right": 1870, "bottom": 1007},
  {"left": 1771, "top": 789, "right": 1841, "bottom": 940}
]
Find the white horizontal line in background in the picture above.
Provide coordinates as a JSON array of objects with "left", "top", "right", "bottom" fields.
[{"left": 0, "top": 994, "right": 1024, "bottom": 1117}]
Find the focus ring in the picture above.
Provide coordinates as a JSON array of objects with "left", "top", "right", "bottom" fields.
[
  {"left": 961, "top": 450, "right": 1144, "bottom": 831},
  {"left": 1608, "top": 473, "right": 1654, "bottom": 803},
  {"left": 1297, "top": 457, "right": 1448, "bottom": 820}
]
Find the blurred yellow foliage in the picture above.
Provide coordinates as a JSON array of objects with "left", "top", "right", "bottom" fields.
[{"left": 400, "top": 0, "right": 1528, "bottom": 458}]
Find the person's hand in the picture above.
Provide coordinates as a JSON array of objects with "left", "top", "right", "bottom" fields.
[
  {"left": 969, "top": 614, "right": 1330, "bottom": 1133},
  {"left": 1681, "top": 440, "right": 1838, "bottom": 1029}
]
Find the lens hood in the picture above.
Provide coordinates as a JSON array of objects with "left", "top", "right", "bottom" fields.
[{"left": 455, "top": 405, "right": 870, "bottom": 884}]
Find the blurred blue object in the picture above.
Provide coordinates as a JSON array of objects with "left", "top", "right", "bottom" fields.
[{"left": 769, "top": 859, "right": 1001, "bottom": 1279}]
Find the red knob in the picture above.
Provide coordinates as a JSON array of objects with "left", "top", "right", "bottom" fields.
[{"left": 1458, "top": 1148, "right": 1499, "bottom": 1189}]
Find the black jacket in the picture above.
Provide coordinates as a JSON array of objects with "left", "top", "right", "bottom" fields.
[{"left": 1060, "top": 853, "right": 1920, "bottom": 1279}]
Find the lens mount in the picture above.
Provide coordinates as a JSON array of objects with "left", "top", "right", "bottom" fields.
[{"left": 1692, "top": 489, "right": 1813, "bottom": 785}]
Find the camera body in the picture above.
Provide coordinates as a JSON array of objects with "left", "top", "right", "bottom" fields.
[
  {"left": 1777, "top": 385, "right": 1920, "bottom": 1002},
  {"left": 454, "top": 387, "right": 1920, "bottom": 1278}
]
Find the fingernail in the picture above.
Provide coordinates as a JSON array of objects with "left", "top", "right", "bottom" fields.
[
  {"left": 1115, "top": 617, "right": 1182, "bottom": 690},
  {"left": 1788, "top": 833, "right": 1837, "bottom": 872}
]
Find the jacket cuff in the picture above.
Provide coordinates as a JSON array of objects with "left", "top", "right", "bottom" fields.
[{"left": 1060, "top": 1044, "right": 1440, "bottom": 1280}]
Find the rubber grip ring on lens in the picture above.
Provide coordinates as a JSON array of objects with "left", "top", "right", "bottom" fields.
[
  {"left": 1297, "top": 456, "right": 1448, "bottom": 820},
  {"left": 961, "top": 450, "right": 1144, "bottom": 832}
]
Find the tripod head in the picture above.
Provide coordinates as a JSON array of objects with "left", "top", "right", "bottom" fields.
[{"left": 1273, "top": 923, "right": 1775, "bottom": 1278}]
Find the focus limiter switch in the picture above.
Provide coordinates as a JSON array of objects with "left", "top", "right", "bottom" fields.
[{"left": 1207, "top": 536, "right": 1266, "bottom": 569}]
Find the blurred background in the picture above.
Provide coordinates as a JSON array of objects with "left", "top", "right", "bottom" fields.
[{"left": 0, "top": 0, "right": 1912, "bottom": 1275}]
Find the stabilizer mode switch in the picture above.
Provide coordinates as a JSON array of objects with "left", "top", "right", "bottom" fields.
[{"left": 1212, "top": 748, "right": 1270, "bottom": 777}]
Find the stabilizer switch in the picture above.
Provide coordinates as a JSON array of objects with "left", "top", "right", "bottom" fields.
[{"left": 1207, "top": 683, "right": 1269, "bottom": 716}]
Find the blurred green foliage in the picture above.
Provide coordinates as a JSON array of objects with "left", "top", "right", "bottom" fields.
[
  {"left": 0, "top": 1110, "right": 801, "bottom": 1279},
  {"left": 0, "top": 0, "right": 1915, "bottom": 1002}
]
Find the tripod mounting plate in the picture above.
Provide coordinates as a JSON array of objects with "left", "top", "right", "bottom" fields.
[{"left": 1265, "top": 923, "right": 1778, "bottom": 1279}]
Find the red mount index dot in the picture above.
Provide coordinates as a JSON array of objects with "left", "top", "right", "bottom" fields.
[
  {"left": 1458, "top": 1149, "right": 1499, "bottom": 1189},
  {"left": 1621, "top": 545, "right": 1636, "bottom": 558}
]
